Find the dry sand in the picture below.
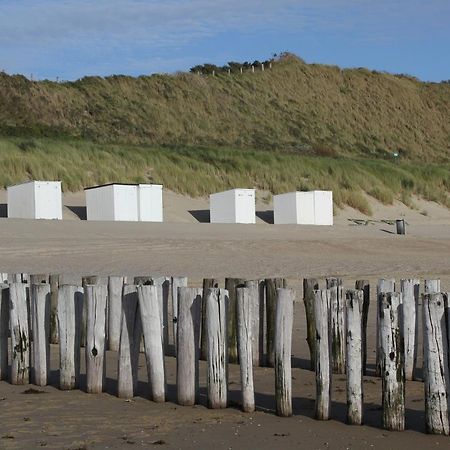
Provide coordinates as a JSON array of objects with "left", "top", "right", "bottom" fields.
[{"left": 0, "top": 190, "right": 449, "bottom": 449}]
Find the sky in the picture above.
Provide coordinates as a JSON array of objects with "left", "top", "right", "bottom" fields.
[{"left": 0, "top": 0, "right": 449, "bottom": 82}]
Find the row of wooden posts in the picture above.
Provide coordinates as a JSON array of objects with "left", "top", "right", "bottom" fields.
[{"left": 0, "top": 274, "right": 449, "bottom": 436}]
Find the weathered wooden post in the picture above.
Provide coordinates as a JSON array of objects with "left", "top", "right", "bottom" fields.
[
  {"left": 49, "top": 274, "right": 59, "bottom": 344},
  {"left": 0, "top": 284, "right": 9, "bottom": 380},
  {"left": 30, "top": 283, "right": 51, "bottom": 386},
  {"left": 445, "top": 293, "right": 450, "bottom": 379},
  {"left": 81, "top": 276, "right": 107, "bottom": 347},
  {"left": 176, "top": 287, "right": 202, "bottom": 406},
  {"left": 225, "top": 278, "right": 245, "bottom": 363},
  {"left": 424, "top": 279, "right": 441, "bottom": 294},
  {"left": 236, "top": 287, "right": 255, "bottom": 412},
  {"left": 107, "top": 276, "right": 125, "bottom": 352},
  {"left": 327, "top": 278, "right": 345, "bottom": 374},
  {"left": 57, "top": 284, "right": 84, "bottom": 390},
  {"left": 152, "top": 276, "right": 171, "bottom": 356},
  {"left": 400, "top": 279, "right": 420, "bottom": 381},
  {"left": 423, "top": 292, "right": 449, "bottom": 435},
  {"left": 245, "top": 279, "right": 263, "bottom": 366},
  {"left": 171, "top": 276, "right": 188, "bottom": 355},
  {"left": 314, "top": 289, "right": 331, "bottom": 420},
  {"left": 376, "top": 278, "right": 395, "bottom": 377},
  {"left": 274, "top": 288, "right": 295, "bottom": 417},
  {"left": 266, "top": 278, "right": 287, "bottom": 367},
  {"left": 379, "top": 292, "right": 405, "bottom": 431},
  {"left": 85, "top": 284, "right": 108, "bottom": 394},
  {"left": 8, "top": 273, "right": 24, "bottom": 283},
  {"left": 345, "top": 289, "right": 364, "bottom": 425},
  {"left": 118, "top": 285, "right": 142, "bottom": 399},
  {"left": 206, "top": 288, "right": 228, "bottom": 409},
  {"left": 303, "top": 278, "right": 319, "bottom": 370},
  {"left": 137, "top": 284, "right": 166, "bottom": 402},
  {"left": 355, "top": 280, "right": 370, "bottom": 375},
  {"left": 9, "top": 282, "right": 30, "bottom": 385},
  {"left": 201, "top": 278, "right": 219, "bottom": 360}
]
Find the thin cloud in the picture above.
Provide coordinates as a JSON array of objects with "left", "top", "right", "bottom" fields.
[{"left": 0, "top": 0, "right": 448, "bottom": 79}]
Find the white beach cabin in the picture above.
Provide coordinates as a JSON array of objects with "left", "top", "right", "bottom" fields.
[
  {"left": 138, "top": 184, "right": 163, "bottom": 222},
  {"left": 273, "top": 190, "right": 333, "bottom": 225},
  {"left": 85, "top": 183, "right": 163, "bottom": 222},
  {"left": 210, "top": 188, "right": 255, "bottom": 224},
  {"left": 7, "top": 181, "right": 62, "bottom": 220}
]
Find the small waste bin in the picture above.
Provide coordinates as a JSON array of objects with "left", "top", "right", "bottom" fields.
[{"left": 396, "top": 219, "right": 406, "bottom": 235}]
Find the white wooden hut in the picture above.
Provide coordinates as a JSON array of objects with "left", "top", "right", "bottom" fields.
[
  {"left": 85, "top": 183, "right": 163, "bottom": 222},
  {"left": 273, "top": 190, "right": 333, "bottom": 225},
  {"left": 210, "top": 188, "right": 255, "bottom": 224},
  {"left": 7, "top": 181, "right": 62, "bottom": 220},
  {"left": 138, "top": 184, "right": 163, "bottom": 222}
]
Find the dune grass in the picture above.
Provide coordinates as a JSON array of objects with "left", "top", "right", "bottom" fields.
[
  {"left": 1, "top": 54, "right": 450, "bottom": 162},
  {"left": 1, "top": 137, "right": 448, "bottom": 216}
]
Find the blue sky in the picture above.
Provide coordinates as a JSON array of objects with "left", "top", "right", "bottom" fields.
[{"left": 0, "top": 0, "right": 449, "bottom": 81}]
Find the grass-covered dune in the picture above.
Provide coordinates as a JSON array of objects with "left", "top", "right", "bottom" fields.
[
  {"left": 1, "top": 137, "right": 448, "bottom": 215},
  {"left": 1, "top": 54, "right": 450, "bottom": 162}
]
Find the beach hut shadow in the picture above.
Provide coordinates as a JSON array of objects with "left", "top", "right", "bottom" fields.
[
  {"left": 188, "top": 210, "right": 210, "bottom": 223},
  {"left": 66, "top": 205, "right": 87, "bottom": 220},
  {"left": 256, "top": 210, "right": 274, "bottom": 224},
  {"left": 0, "top": 204, "right": 7, "bottom": 218}
]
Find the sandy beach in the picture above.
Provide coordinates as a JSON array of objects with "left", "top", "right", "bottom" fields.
[{"left": 0, "top": 190, "right": 449, "bottom": 449}]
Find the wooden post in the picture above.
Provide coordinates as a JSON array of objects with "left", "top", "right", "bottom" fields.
[
  {"left": 303, "top": 278, "right": 319, "bottom": 370},
  {"left": 225, "top": 278, "right": 245, "bottom": 363},
  {"left": 355, "top": 280, "right": 370, "bottom": 375},
  {"left": 81, "top": 276, "right": 107, "bottom": 347},
  {"left": 379, "top": 292, "right": 405, "bottom": 431},
  {"left": 274, "top": 288, "right": 295, "bottom": 417},
  {"left": 314, "top": 289, "right": 331, "bottom": 420},
  {"left": 30, "top": 283, "right": 51, "bottom": 386},
  {"left": 118, "top": 285, "right": 142, "bottom": 399},
  {"left": 49, "top": 274, "right": 59, "bottom": 344},
  {"left": 244, "top": 280, "right": 263, "bottom": 366},
  {"left": 107, "top": 276, "right": 125, "bottom": 352},
  {"left": 152, "top": 276, "right": 171, "bottom": 356},
  {"left": 201, "top": 278, "right": 219, "bottom": 360},
  {"left": 85, "top": 284, "right": 108, "bottom": 394},
  {"left": 445, "top": 293, "right": 450, "bottom": 385},
  {"left": 400, "top": 279, "right": 420, "bottom": 381},
  {"left": 345, "top": 289, "right": 364, "bottom": 425},
  {"left": 171, "top": 276, "right": 188, "bottom": 355},
  {"left": 423, "top": 293, "right": 449, "bottom": 435},
  {"left": 236, "top": 287, "right": 255, "bottom": 412},
  {"left": 137, "top": 284, "right": 166, "bottom": 402},
  {"left": 206, "top": 288, "right": 228, "bottom": 409},
  {"left": 57, "top": 284, "right": 84, "bottom": 390},
  {"left": 266, "top": 278, "right": 287, "bottom": 367},
  {"left": 327, "top": 278, "right": 345, "bottom": 374},
  {"left": 9, "top": 282, "right": 30, "bottom": 385},
  {"left": 0, "top": 284, "right": 9, "bottom": 380},
  {"left": 8, "top": 273, "right": 23, "bottom": 283},
  {"left": 376, "top": 278, "right": 395, "bottom": 377},
  {"left": 176, "top": 287, "right": 202, "bottom": 406},
  {"left": 424, "top": 279, "right": 441, "bottom": 294}
]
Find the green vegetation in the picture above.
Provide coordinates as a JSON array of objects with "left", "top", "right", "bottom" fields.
[
  {"left": 0, "top": 53, "right": 449, "bottom": 214},
  {"left": 1, "top": 54, "right": 450, "bottom": 162},
  {"left": 1, "top": 137, "right": 448, "bottom": 215}
]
